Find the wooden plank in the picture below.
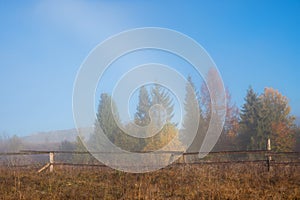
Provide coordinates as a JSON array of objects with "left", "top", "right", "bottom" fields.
[{"left": 38, "top": 163, "right": 50, "bottom": 173}]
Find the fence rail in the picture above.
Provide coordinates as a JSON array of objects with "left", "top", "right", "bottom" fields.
[
  {"left": 0, "top": 149, "right": 271, "bottom": 156},
  {"left": 0, "top": 138, "right": 299, "bottom": 172},
  {"left": 0, "top": 149, "right": 299, "bottom": 156},
  {"left": 1, "top": 149, "right": 299, "bottom": 172}
]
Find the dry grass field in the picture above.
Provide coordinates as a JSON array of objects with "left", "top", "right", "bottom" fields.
[{"left": 0, "top": 163, "right": 299, "bottom": 200}]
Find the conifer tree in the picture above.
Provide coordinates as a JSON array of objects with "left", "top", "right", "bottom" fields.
[
  {"left": 238, "top": 87, "right": 261, "bottom": 150},
  {"left": 181, "top": 76, "right": 204, "bottom": 152},
  {"left": 134, "top": 86, "right": 151, "bottom": 127},
  {"left": 90, "top": 93, "right": 120, "bottom": 151},
  {"left": 151, "top": 84, "right": 174, "bottom": 124}
]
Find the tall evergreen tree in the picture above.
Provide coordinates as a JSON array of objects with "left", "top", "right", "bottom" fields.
[
  {"left": 151, "top": 84, "right": 174, "bottom": 126},
  {"left": 92, "top": 93, "right": 146, "bottom": 152},
  {"left": 181, "top": 76, "right": 204, "bottom": 152},
  {"left": 134, "top": 86, "right": 151, "bottom": 127},
  {"left": 238, "top": 87, "right": 261, "bottom": 150},
  {"left": 132, "top": 84, "right": 179, "bottom": 152},
  {"left": 89, "top": 93, "right": 120, "bottom": 151}
]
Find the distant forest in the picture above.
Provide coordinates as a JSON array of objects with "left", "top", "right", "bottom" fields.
[
  {"left": 86, "top": 68, "right": 300, "bottom": 154},
  {"left": 1, "top": 70, "right": 300, "bottom": 158}
]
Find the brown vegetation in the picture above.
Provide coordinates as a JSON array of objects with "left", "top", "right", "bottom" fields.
[{"left": 0, "top": 163, "right": 299, "bottom": 200}]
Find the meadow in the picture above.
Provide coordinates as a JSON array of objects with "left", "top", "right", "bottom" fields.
[{"left": 0, "top": 163, "right": 299, "bottom": 200}]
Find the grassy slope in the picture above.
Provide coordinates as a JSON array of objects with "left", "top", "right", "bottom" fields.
[{"left": 0, "top": 164, "right": 299, "bottom": 200}]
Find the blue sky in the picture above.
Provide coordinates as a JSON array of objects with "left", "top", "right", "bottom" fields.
[{"left": 0, "top": 0, "right": 299, "bottom": 136}]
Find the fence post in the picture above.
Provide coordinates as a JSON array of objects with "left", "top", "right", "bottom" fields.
[
  {"left": 49, "top": 152, "right": 54, "bottom": 172},
  {"left": 266, "top": 138, "right": 271, "bottom": 171}
]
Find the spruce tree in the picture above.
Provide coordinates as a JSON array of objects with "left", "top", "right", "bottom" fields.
[
  {"left": 238, "top": 87, "right": 261, "bottom": 150},
  {"left": 134, "top": 86, "right": 151, "bottom": 127},
  {"left": 90, "top": 93, "right": 120, "bottom": 150},
  {"left": 181, "top": 76, "right": 204, "bottom": 152},
  {"left": 151, "top": 84, "right": 174, "bottom": 126}
]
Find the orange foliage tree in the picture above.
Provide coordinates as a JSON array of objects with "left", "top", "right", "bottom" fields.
[{"left": 259, "top": 88, "right": 296, "bottom": 151}]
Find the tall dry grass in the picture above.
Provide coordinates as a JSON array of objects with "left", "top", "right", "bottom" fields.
[{"left": 0, "top": 163, "right": 299, "bottom": 199}]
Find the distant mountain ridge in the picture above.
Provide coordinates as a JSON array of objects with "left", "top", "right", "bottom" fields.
[{"left": 22, "top": 128, "right": 78, "bottom": 144}]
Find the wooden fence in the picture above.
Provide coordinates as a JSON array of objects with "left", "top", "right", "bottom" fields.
[
  {"left": 0, "top": 139, "right": 299, "bottom": 172},
  {"left": 0, "top": 150, "right": 299, "bottom": 173}
]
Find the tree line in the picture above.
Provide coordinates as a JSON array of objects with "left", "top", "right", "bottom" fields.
[
  {"left": 86, "top": 68, "right": 300, "bottom": 154},
  {"left": 2, "top": 68, "right": 299, "bottom": 165}
]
